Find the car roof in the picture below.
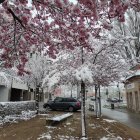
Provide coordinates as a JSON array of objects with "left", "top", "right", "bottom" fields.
[{"left": 55, "top": 97, "right": 76, "bottom": 100}]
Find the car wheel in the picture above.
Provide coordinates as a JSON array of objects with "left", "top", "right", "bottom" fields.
[
  {"left": 68, "top": 106, "right": 74, "bottom": 112},
  {"left": 46, "top": 105, "right": 51, "bottom": 111}
]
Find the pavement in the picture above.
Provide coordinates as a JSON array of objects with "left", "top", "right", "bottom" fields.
[
  {"left": 101, "top": 106, "right": 140, "bottom": 130},
  {"left": 88, "top": 99, "right": 140, "bottom": 131}
]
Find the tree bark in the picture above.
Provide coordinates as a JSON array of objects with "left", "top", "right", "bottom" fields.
[
  {"left": 95, "top": 85, "right": 99, "bottom": 118},
  {"left": 81, "top": 80, "right": 87, "bottom": 138},
  {"left": 98, "top": 85, "right": 102, "bottom": 117}
]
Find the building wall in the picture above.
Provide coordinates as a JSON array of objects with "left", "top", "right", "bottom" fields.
[
  {"left": 125, "top": 79, "right": 140, "bottom": 112},
  {"left": 0, "top": 86, "right": 10, "bottom": 102},
  {"left": 12, "top": 79, "right": 28, "bottom": 90},
  {"left": 30, "top": 92, "right": 35, "bottom": 100}
]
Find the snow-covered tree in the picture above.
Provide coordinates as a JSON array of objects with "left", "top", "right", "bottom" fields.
[
  {"left": 1, "top": 0, "right": 139, "bottom": 138},
  {"left": 22, "top": 53, "right": 52, "bottom": 101},
  {"left": 110, "top": 8, "right": 140, "bottom": 66},
  {"left": 0, "top": 0, "right": 138, "bottom": 71},
  {"left": 42, "top": 34, "right": 128, "bottom": 137}
]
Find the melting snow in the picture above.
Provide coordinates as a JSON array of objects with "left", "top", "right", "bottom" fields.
[
  {"left": 0, "top": 111, "right": 36, "bottom": 126},
  {"left": 103, "top": 119, "right": 117, "bottom": 123},
  {"left": 38, "top": 133, "right": 51, "bottom": 140},
  {"left": 100, "top": 136, "right": 122, "bottom": 140},
  {"left": 66, "top": 122, "right": 71, "bottom": 125},
  {"left": 45, "top": 126, "right": 57, "bottom": 129}
]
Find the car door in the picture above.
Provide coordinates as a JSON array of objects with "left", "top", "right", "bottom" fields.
[
  {"left": 53, "top": 97, "right": 63, "bottom": 110},
  {"left": 61, "top": 98, "right": 69, "bottom": 110}
]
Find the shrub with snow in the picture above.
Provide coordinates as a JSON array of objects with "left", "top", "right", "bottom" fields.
[{"left": 0, "top": 101, "right": 36, "bottom": 116}]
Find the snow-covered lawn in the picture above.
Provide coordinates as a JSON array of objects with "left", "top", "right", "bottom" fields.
[
  {"left": 0, "top": 111, "right": 139, "bottom": 140},
  {"left": 0, "top": 110, "right": 36, "bottom": 126}
]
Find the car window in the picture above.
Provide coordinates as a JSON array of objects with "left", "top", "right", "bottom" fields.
[
  {"left": 62, "top": 98, "right": 68, "bottom": 102},
  {"left": 54, "top": 97, "right": 63, "bottom": 102},
  {"left": 67, "top": 98, "right": 77, "bottom": 102}
]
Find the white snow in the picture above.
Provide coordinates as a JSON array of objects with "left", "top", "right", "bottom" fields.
[
  {"left": 38, "top": 133, "right": 52, "bottom": 140},
  {"left": 66, "top": 122, "right": 71, "bottom": 125},
  {"left": 103, "top": 119, "right": 117, "bottom": 123},
  {"left": 0, "top": 72, "right": 10, "bottom": 86},
  {"left": 100, "top": 137, "right": 110, "bottom": 140},
  {"left": 45, "top": 126, "right": 57, "bottom": 129},
  {"left": 0, "top": 110, "right": 36, "bottom": 126},
  {"left": 42, "top": 71, "right": 61, "bottom": 89},
  {"left": 75, "top": 66, "right": 93, "bottom": 83},
  {"left": 100, "top": 136, "right": 123, "bottom": 140},
  {"left": 126, "top": 69, "right": 140, "bottom": 80},
  {"left": 47, "top": 113, "right": 73, "bottom": 121},
  {"left": 0, "top": 100, "right": 35, "bottom": 105}
]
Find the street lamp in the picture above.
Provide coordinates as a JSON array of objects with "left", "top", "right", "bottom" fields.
[
  {"left": 117, "top": 83, "right": 120, "bottom": 101},
  {"left": 86, "top": 90, "right": 88, "bottom": 100},
  {"left": 106, "top": 88, "right": 109, "bottom": 99}
]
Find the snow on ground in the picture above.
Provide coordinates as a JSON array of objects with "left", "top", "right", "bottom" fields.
[
  {"left": 38, "top": 114, "right": 50, "bottom": 116},
  {"left": 0, "top": 110, "right": 36, "bottom": 126},
  {"left": 88, "top": 123, "right": 99, "bottom": 129},
  {"left": 103, "top": 119, "right": 117, "bottom": 123},
  {"left": 66, "top": 122, "right": 71, "bottom": 125},
  {"left": 68, "top": 127, "right": 75, "bottom": 131},
  {"left": 0, "top": 100, "right": 35, "bottom": 105},
  {"left": 100, "top": 136, "right": 123, "bottom": 140},
  {"left": 37, "top": 133, "right": 52, "bottom": 140},
  {"left": 38, "top": 133, "right": 80, "bottom": 140},
  {"left": 57, "top": 135, "right": 80, "bottom": 140},
  {"left": 45, "top": 126, "right": 57, "bottom": 129}
]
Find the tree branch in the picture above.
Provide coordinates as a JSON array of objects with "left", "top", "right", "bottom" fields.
[
  {"left": 0, "top": 0, "right": 5, "bottom": 4},
  {"left": 7, "top": 8, "right": 25, "bottom": 29}
]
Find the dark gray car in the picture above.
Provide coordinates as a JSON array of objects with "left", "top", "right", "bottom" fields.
[{"left": 43, "top": 97, "right": 81, "bottom": 112}]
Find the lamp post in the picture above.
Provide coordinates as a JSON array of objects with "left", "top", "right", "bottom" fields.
[
  {"left": 106, "top": 88, "right": 108, "bottom": 99},
  {"left": 117, "top": 83, "right": 120, "bottom": 101}
]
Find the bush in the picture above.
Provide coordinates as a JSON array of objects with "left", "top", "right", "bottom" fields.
[{"left": 0, "top": 101, "right": 36, "bottom": 117}]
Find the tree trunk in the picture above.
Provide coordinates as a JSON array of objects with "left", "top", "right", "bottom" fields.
[
  {"left": 70, "top": 84, "right": 73, "bottom": 97},
  {"left": 95, "top": 85, "right": 99, "bottom": 118},
  {"left": 36, "top": 86, "right": 39, "bottom": 114},
  {"left": 98, "top": 85, "right": 102, "bottom": 117},
  {"left": 81, "top": 80, "right": 87, "bottom": 138},
  {"left": 77, "top": 82, "right": 80, "bottom": 99}
]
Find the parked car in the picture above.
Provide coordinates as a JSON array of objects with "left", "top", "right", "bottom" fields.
[
  {"left": 106, "top": 98, "right": 112, "bottom": 102},
  {"left": 106, "top": 98, "right": 123, "bottom": 103},
  {"left": 113, "top": 98, "right": 123, "bottom": 102},
  {"left": 90, "top": 97, "right": 96, "bottom": 101},
  {"left": 43, "top": 97, "right": 81, "bottom": 112}
]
